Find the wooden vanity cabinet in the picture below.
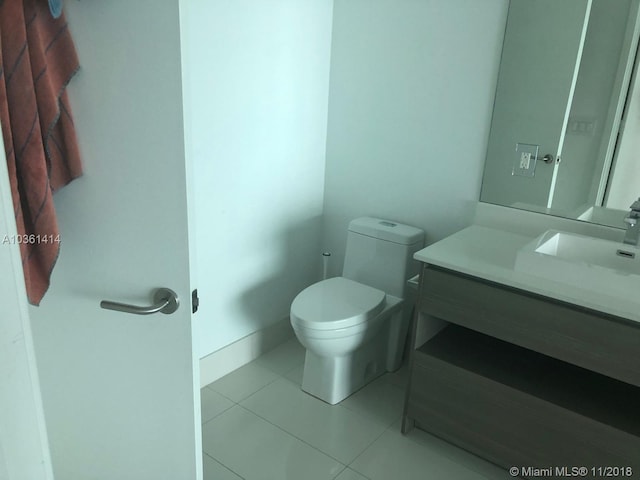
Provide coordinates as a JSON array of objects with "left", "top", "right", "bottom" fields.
[{"left": 403, "top": 264, "right": 640, "bottom": 478}]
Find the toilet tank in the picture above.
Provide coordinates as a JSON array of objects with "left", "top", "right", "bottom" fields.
[{"left": 342, "top": 217, "right": 425, "bottom": 298}]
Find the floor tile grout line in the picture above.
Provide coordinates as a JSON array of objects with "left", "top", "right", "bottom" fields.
[
  {"left": 200, "top": 388, "right": 238, "bottom": 426},
  {"left": 227, "top": 372, "right": 405, "bottom": 462},
  {"left": 345, "top": 426, "right": 494, "bottom": 480},
  {"left": 206, "top": 368, "right": 284, "bottom": 404},
  {"left": 382, "top": 424, "right": 509, "bottom": 479},
  {"left": 333, "top": 377, "right": 407, "bottom": 429},
  {"left": 329, "top": 465, "right": 349, "bottom": 480},
  {"left": 240, "top": 374, "right": 398, "bottom": 435},
  {"left": 204, "top": 383, "right": 226, "bottom": 394},
  {"left": 203, "top": 384, "right": 236, "bottom": 401},
  {"left": 201, "top": 363, "right": 292, "bottom": 427},
  {"left": 202, "top": 451, "right": 247, "bottom": 480},
  {"left": 202, "top": 348, "right": 417, "bottom": 478},
  {"left": 343, "top": 467, "right": 373, "bottom": 480},
  {"left": 201, "top": 358, "right": 287, "bottom": 396},
  {"left": 334, "top": 403, "right": 400, "bottom": 431},
  {"left": 337, "top": 391, "right": 404, "bottom": 427},
  {"left": 205, "top": 403, "right": 358, "bottom": 480},
  {"left": 234, "top": 396, "right": 399, "bottom": 475},
  {"left": 200, "top": 348, "right": 506, "bottom": 479},
  {"left": 246, "top": 339, "right": 306, "bottom": 377},
  {"left": 345, "top": 413, "right": 396, "bottom": 473},
  {"left": 233, "top": 403, "right": 349, "bottom": 468},
  {"left": 201, "top": 401, "right": 236, "bottom": 427}
]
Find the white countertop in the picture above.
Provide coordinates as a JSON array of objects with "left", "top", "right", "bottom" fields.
[{"left": 414, "top": 225, "right": 640, "bottom": 324}]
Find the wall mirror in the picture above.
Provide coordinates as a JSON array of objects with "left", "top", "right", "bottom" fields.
[{"left": 480, "top": 0, "right": 640, "bottom": 228}]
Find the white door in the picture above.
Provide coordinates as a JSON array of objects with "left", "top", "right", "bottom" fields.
[
  {"left": 481, "top": 0, "right": 592, "bottom": 210},
  {"left": 20, "top": 1, "right": 201, "bottom": 479}
]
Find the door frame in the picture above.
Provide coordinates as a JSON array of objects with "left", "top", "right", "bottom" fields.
[{"left": 0, "top": 139, "right": 54, "bottom": 480}]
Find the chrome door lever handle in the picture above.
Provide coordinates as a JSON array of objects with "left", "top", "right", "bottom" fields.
[{"left": 100, "top": 288, "right": 179, "bottom": 315}]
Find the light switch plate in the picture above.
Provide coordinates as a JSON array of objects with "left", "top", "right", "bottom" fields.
[
  {"left": 513, "top": 143, "right": 539, "bottom": 177},
  {"left": 567, "top": 116, "right": 597, "bottom": 137}
]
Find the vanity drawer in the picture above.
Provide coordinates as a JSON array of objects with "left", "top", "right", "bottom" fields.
[
  {"left": 419, "top": 265, "right": 640, "bottom": 387},
  {"left": 407, "top": 326, "right": 640, "bottom": 476}
]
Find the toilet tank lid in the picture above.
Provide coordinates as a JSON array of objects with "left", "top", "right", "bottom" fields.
[{"left": 348, "top": 217, "right": 424, "bottom": 245}]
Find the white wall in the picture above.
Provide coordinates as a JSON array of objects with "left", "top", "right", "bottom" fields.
[
  {"left": 322, "top": 0, "right": 508, "bottom": 272},
  {"left": 184, "top": 0, "right": 334, "bottom": 357}
]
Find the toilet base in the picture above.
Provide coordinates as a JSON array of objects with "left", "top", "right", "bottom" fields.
[{"left": 301, "top": 307, "right": 404, "bottom": 405}]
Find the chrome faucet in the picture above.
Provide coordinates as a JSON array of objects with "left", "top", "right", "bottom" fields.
[{"left": 623, "top": 198, "right": 640, "bottom": 245}]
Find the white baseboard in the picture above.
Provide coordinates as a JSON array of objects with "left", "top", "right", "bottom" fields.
[{"left": 199, "top": 317, "right": 294, "bottom": 388}]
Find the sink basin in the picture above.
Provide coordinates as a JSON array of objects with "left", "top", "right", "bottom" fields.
[{"left": 515, "top": 230, "right": 640, "bottom": 298}]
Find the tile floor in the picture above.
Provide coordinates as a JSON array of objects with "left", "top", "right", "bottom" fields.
[{"left": 200, "top": 338, "right": 511, "bottom": 480}]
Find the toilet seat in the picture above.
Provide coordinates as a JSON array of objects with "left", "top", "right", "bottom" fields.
[{"left": 290, "top": 277, "right": 386, "bottom": 331}]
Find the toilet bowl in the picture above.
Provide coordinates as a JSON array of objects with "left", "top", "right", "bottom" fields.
[
  {"left": 290, "top": 217, "right": 424, "bottom": 404},
  {"left": 291, "top": 277, "right": 404, "bottom": 404},
  {"left": 291, "top": 277, "right": 385, "bottom": 351}
]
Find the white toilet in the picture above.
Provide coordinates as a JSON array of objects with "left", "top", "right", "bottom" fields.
[{"left": 290, "top": 217, "right": 424, "bottom": 404}]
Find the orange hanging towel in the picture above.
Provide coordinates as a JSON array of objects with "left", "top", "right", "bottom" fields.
[{"left": 0, "top": 0, "right": 82, "bottom": 305}]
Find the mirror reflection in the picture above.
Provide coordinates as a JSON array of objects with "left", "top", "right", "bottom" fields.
[{"left": 480, "top": 0, "right": 640, "bottom": 228}]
